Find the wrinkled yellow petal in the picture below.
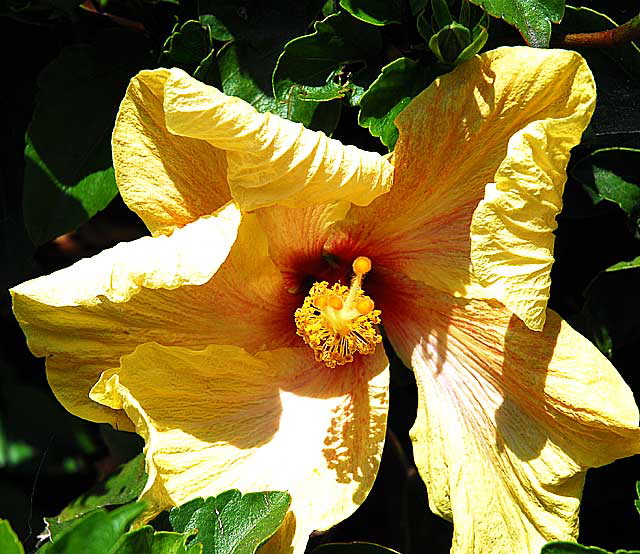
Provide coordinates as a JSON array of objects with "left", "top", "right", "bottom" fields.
[
  {"left": 384, "top": 283, "right": 640, "bottom": 553},
  {"left": 90, "top": 344, "right": 389, "bottom": 554},
  {"left": 335, "top": 47, "right": 594, "bottom": 321},
  {"left": 255, "top": 202, "right": 351, "bottom": 292},
  {"left": 11, "top": 204, "right": 291, "bottom": 425},
  {"left": 113, "top": 69, "right": 230, "bottom": 236},
  {"left": 470, "top": 50, "right": 596, "bottom": 330},
  {"left": 161, "top": 68, "right": 393, "bottom": 211}
]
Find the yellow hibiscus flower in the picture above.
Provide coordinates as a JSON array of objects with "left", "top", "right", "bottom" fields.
[{"left": 11, "top": 46, "right": 640, "bottom": 553}]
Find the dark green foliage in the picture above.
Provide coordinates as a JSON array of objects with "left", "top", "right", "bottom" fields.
[
  {"left": 358, "top": 58, "right": 439, "bottom": 149},
  {"left": 581, "top": 257, "right": 640, "bottom": 358},
  {"left": 274, "top": 12, "right": 383, "bottom": 103},
  {"left": 199, "top": 0, "right": 341, "bottom": 135},
  {"left": 468, "top": 0, "right": 564, "bottom": 46},
  {"left": 542, "top": 542, "right": 640, "bottom": 554},
  {"left": 45, "top": 454, "right": 147, "bottom": 539},
  {"left": 572, "top": 148, "right": 640, "bottom": 234},
  {"left": 110, "top": 527, "right": 202, "bottom": 554},
  {"left": 37, "top": 502, "right": 146, "bottom": 554},
  {"left": 338, "top": 0, "right": 402, "bottom": 26},
  {"left": 22, "top": 29, "right": 152, "bottom": 245},
  {"left": 160, "top": 20, "right": 213, "bottom": 75},
  {"left": 169, "top": 490, "right": 291, "bottom": 554}
]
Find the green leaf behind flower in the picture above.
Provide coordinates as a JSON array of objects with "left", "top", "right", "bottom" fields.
[
  {"left": 169, "top": 490, "right": 291, "bottom": 554},
  {"left": 338, "top": 0, "right": 402, "bottom": 26},
  {"left": 23, "top": 28, "right": 152, "bottom": 245},
  {"left": 273, "top": 12, "right": 383, "bottom": 103},
  {"left": 45, "top": 453, "right": 147, "bottom": 539},
  {"left": 358, "top": 57, "right": 438, "bottom": 149},
  {"left": 581, "top": 256, "right": 640, "bottom": 357},
  {"left": 217, "top": 41, "right": 341, "bottom": 134},
  {"left": 0, "top": 520, "right": 24, "bottom": 554},
  {"left": 571, "top": 148, "right": 640, "bottom": 233},
  {"left": 159, "top": 20, "right": 213, "bottom": 75},
  {"left": 38, "top": 502, "right": 145, "bottom": 554},
  {"left": 468, "top": 0, "right": 564, "bottom": 47},
  {"left": 542, "top": 542, "right": 640, "bottom": 554},
  {"left": 207, "top": 0, "right": 341, "bottom": 134},
  {"left": 111, "top": 527, "right": 202, "bottom": 554},
  {"left": 541, "top": 542, "right": 611, "bottom": 553}
]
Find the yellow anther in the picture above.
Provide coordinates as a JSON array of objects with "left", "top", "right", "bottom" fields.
[
  {"left": 352, "top": 256, "right": 372, "bottom": 276},
  {"left": 294, "top": 267, "right": 382, "bottom": 368},
  {"left": 355, "top": 297, "right": 374, "bottom": 315},
  {"left": 328, "top": 295, "right": 343, "bottom": 310}
]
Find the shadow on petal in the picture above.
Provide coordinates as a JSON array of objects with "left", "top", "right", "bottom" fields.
[
  {"left": 495, "top": 313, "right": 556, "bottom": 462},
  {"left": 264, "top": 346, "right": 390, "bottom": 506}
]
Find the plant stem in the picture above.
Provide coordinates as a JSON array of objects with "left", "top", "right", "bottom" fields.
[{"left": 554, "top": 12, "right": 640, "bottom": 48}]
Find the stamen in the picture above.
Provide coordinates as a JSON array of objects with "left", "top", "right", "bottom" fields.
[
  {"left": 294, "top": 256, "right": 382, "bottom": 368},
  {"left": 355, "top": 298, "right": 374, "bottom": 315},
  {"left": 328, "top": 295, "right": 344, "bottom": 310}
]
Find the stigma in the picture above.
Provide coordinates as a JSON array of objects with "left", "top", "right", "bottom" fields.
[{"left": 294, "top": 256, "right": 382, "bottom": 368}]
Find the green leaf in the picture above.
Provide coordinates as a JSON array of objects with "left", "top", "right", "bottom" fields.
[
  {"left": 468, "top": 0, "right": 564, "bottom": 47},
  {"left": 416, "top": 9, "right": 432, "bottom": 40},
  {"left": 541, "top": 542, "right": 611, "bottom": 553},
  {"left": 38, "top": 502, "right": 146, "bottom": 554},
  {"left": 428, "top": 22, "right": 471, "bottom": 64},
  {"left": 111, "top": 526, "right": 202, "bottom": 554},
  {"left": 45, "top": 453, "right": 147, "bottom": 539},
  {"left": 431, "top": 0, "right": 453, "bottom": 28},
  {"left": 456, "top": 24, "right": 488, "bottom": 61},
  {"left": 206, "top": 1, "right": 340, "bottom": 134},
  {"left": 581, "top": 257, "right": 640, "bottom": 357},
  {"left": 169, "top": 490, "right": 291, "bottom": 554},
  {"left": 273, "top": 12, "right": 382, "bottom": 103},
  {"left": 311, "top": 542, "right": 401, "bottom": 553},
  {"left": 199, "top": 13, "right": 234, "bottom": 42},
  {"left": 338, "top": 0, "right": 402, "bottom": 26},
  {"left": 0, "top": 520, "right": 24, "bottom": 554},
  {"left": 636, "top": 481, "right": 640, "bottom": 516},
  {"left": 602, "top": 256, "right": 640, "bottom": 273},
  {"left": 218, "top": 41, "right": 341, "bottom": 135},
  {"left": 198, "top": 1, "right": 325, "bottom": 42},
  {"left": 0, "top": 378, "right": 96, "bottom": 471},
  {"left": 571, "top": 148, "right": 640, "bottom": 231},
  {"left": 23, "top": 28, "right": 151, "bottom": 245},
  {"left": 159, "top": 20, "right": 213, "bottom": 74},
  {"left": 358, "top": 58, "right": 438, "bottom": 149}
]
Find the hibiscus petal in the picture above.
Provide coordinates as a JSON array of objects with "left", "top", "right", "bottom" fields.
[
  {"left": 469, "top": 53, "right": 595, "bottom": 330},
  {"left": 89, "top": 343, "right": 389, "bottom": 554},
  {"left": 335, "top": 47, "right": 594, "bottom": 328},
  {"left": 113, "top": 69, "right": 231, "bottom": 236},
  {"left": 385, "top": 283, "right": 640, "bottom": 553},
  {"left": 11, "top": 205, "right": 296, "bottom": 425},
  {"left": 160, "top": 68, "right": 393, "bottom": 211},
  {"left": 255, "top": 202, "right": 351, "bottom": 292}
]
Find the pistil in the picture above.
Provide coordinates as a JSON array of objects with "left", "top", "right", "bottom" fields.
[{"left": 294, "top": 256, "right": 382, "bottom": 368}]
